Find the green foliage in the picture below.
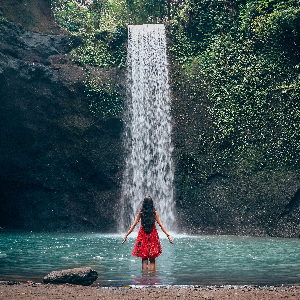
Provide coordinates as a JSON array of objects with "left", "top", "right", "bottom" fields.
[
  {"left": 52, "top": 0, "right": 188, "bottom": 67},
  {"left": 51, "top": 0, "right": 182, "bottom": 119},
  {"left": 53, "top": 1, "right": 90, "bottom": 32},
  {"left": 69, "top": 28, "right": 127, "bottom": 67},
  {"left": 170, "top": 0, "right": 300, "bottom": 172},
  {"left": 52, "top": 0, "right": 127, "bottom": 119},
  {"left": 0, "top": 16, "right": 9, "bottom": 24},
  {"left": 84, "top": 75, "right": 123, "bottom": 118},
  {"left": 51, "top": 0, "right": 300, "bottom": 170},
  {"left": 70, "top": 39, "right": 114, "bottom": 66},
  {"left": 52, "top": 0, "right": 127, "bottom": 67}
]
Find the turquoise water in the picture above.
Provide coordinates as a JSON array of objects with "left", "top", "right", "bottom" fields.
[{"left": 0, "top": 232, "right": 299, "bottom": 286}]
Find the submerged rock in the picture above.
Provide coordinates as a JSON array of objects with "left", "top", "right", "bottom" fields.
[{"left": 43, "top": 267, "right": 98, "bottom": 286}]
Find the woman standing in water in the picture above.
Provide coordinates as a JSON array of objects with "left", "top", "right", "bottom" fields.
[{"left": 122, "top": 195, "right": 174, "bottom": 271}]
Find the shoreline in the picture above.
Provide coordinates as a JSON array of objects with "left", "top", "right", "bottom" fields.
[
  {"left": 1, "top": 277, "right": 299, "bottom": 288},
  {"left": 1, "top": 279, "right": 300, "bottom": 287},
  {"left": 0, "top": 281, "right": 299, "bottom": 300}
]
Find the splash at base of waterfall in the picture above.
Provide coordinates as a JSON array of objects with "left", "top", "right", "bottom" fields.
[{"left": 119, "top": 24, "right": 176, "bottom": 232}]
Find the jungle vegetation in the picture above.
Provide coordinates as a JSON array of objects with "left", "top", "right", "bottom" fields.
[{"left": 52, "top": 0, "right": 300, "bottom": 175}]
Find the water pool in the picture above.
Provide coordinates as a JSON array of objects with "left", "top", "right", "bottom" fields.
[{"left": 0, "top": 232, "right": 299, "bottom": 286}]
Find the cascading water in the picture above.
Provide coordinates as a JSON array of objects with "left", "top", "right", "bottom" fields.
[{"left": 119, "top": 24, "right": 176, "bottom": 232}]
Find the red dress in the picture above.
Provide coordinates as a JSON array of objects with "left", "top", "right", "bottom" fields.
[{"left": 132, "top": 221, "right": 162, "bottom": 258}]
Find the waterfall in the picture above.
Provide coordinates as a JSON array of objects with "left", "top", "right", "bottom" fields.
[{"left": 119, "top": 24, "right": 176, "bottom": 232}]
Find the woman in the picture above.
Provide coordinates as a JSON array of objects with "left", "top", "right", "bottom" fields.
[{"left": 122, "top": 195, "right": 174, "bottom": 271}]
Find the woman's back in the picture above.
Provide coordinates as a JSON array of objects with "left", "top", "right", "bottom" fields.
[{"left": 122, "top": 196, "right": 173, "bottom": 271}]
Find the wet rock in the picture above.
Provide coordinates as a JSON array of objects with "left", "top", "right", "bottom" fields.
[
  {"left": 0, "top": 15, "right": 124, "bottom": 232},
  {"left": 43, "top": 267, "right": 98, "bottom": 286}
]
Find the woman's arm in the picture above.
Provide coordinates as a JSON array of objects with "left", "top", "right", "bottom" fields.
[
  {"left": 122, "top": 211, "right": 141, "bottom": 244},
  {"left": 155, "top": 210, "right": 174, "bottom": 244}
]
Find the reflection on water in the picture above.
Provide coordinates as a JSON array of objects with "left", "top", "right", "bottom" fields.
[
  {"left": 0, "top": 232, "right": 299, "bottom": 286},
  {"left": 132, "top": 271, "right": 162, "bottom": 286}
]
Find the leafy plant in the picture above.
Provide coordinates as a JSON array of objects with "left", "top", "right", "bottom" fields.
[
  {"left": 169, "top": 0, "right": 300, "bottom": 171},
  {"left": 84, "top": 75, "right": 123, "bottom": 118}
]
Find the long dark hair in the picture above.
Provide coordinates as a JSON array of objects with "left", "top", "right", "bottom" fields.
[{"left": 141, "top": 196, "right": 155, "bottom": 234}]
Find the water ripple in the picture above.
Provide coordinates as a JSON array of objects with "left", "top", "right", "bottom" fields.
[{"left": 0, "top": 232, "right": 299, "bottom": 286}]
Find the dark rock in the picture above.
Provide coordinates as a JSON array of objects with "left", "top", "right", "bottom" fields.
[
  {"left": 43, "top": 267, "right": 98, "bottom": 286},
  {"left": 0, "top": 0, "right": 63, "bottom": 34},
  {"left": 0, "top": 12, "right": 125, "bottom": 232}
]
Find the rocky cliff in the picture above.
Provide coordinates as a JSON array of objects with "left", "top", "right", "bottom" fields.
[
  {"left": 0, "top": 0, "right": 124, "bottom": 231},
  {"left": 0, "top": 0, "right": 299, "bottom": 237}
]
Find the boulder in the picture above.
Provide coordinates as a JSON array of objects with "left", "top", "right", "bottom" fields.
[{"left": 43, "top": 267, "right": 98, "bottom": 286}]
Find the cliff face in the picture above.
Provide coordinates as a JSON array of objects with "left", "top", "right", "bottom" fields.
[
  {"left": 0, "top": 1, "right": 125, "bottom": 231},
  {"left": 0, "top": 0, "right": 299, "bottom": 237},
  {"left": 170, "top": 64, "right": 300, "bottom": 238},
  {"left": 0, "top": 0, "right": 61, "bottom": 34}
]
